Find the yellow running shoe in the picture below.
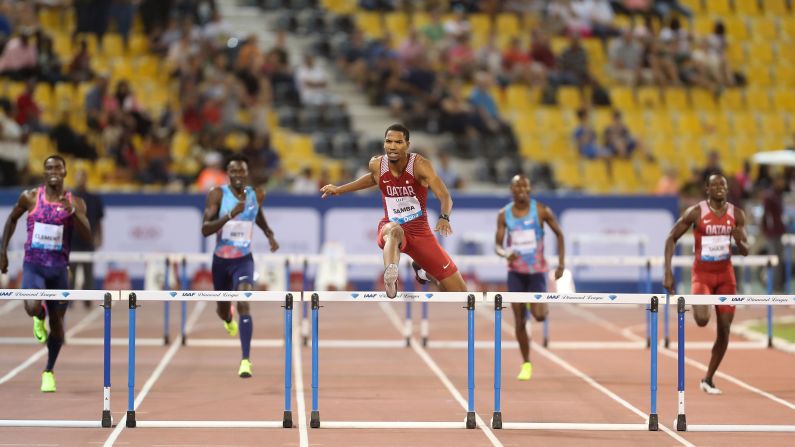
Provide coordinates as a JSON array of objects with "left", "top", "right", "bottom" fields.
[
  {"left": 517, "top": 362, "right": 533, "bottom": 381},
  {"left": 33, "top": 316, "right": 48, "bottom": 344},
  {"left": 223, "top": 318, "right": 238, "bottom": 337},
  {"left": 238, "top": 359, "right": 252, "bottom": 378},
  {"left": 41, "top": 371, "right": 56, "bottom": 392}
]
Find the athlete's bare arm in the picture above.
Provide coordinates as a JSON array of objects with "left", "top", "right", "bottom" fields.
[
  {"left": 254, "top": 187, "right": 279, "bottom": 252},
  {"left": 413, "top": 156, "right": 453, "bottom": 236},
  {"left": 320, "top": 157, "right": 379, "bottom": 198},
  {"left": 663, "top": 205, "right": 699, "bottom": 294},
  {"left": 70, "top": 196, "right": 92, "bottom": 244},
  {"left": 732, "top": 208, "right": 750, "bottom": 256},
  {"left": 201, "top": 187, "right": 233, "bottom": 237},
  {"left": 494, "top": 209, "right": 519, "bottom": 261},
  {"left": 540, "top": 203, "right": 565, "bottom": 279},
  {"left": 0, "top": 190, "right": 34, "bottom": 273}
]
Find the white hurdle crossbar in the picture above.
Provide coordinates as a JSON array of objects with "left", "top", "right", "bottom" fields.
[
  {"left": 120, "top": 290, "right": 298, "bottom": 429},
  {"left": 305, "top": 290, "right": 478, "bottom": 429},
  {"left": 673, "top": 294, "right": 795, "bottom": 433},
  {"left": 485, "top": 292, "right": 661, "bottom": 431},
  {"left": 0, "top": 289, "right": 119, "bottom": 428}
]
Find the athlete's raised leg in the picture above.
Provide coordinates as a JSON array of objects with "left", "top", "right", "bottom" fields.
[{"left": 380, "top": 222, "right": 404, "bottom": 298}]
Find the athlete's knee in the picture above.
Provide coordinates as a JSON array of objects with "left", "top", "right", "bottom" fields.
[
  {"left": 382, "top": 224, "right": 404, "bottom": 241},
  {"left": 23, "top": 300, "right": 40, "bottom": 317},
  {"left": 531, "top": 304, "right": 548, "bottom": 322}
]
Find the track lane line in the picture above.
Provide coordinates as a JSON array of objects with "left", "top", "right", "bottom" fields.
[
  {"left": 478, "top": 306, "right": 694, "bottom": 447},
  {"left": 380, "top": 302, "right": 504, "bottom": 447}
]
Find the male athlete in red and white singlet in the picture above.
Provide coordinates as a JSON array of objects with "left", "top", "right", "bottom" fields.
[
  {"left": 320, "top": 123, "right": 467, "bottom": 298},
  {"left": 664, "top": 174, "right": 749, "bottom": 395}
]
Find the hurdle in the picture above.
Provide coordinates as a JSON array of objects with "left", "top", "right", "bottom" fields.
[
  {"left": 0, "top": 289, "right": 118, "bottom": 428},
  {"left": 674, "top": 293, "right": 795, "bottom": 433},
  {"left": 121, "top": 289, "right": 296, "bottom": 428},
  {"left": 486, "top": 291, "right": 660, "bottom": 431},
  {"left": 306, "top": 290, "right": 478, "bottom": 429}
]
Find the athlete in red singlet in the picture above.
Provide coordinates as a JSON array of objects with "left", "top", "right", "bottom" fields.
[
  {"left": 320, "top": 123, "right": 467, "bottom": 298},
  {"left": 664, "top": 174, "right": 749, "bottom": 395}
]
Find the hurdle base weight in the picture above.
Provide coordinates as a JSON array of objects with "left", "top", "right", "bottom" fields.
[
  {"left": 126, "top": 411, "right": 136, "bottom": 428},
  {"left": 465, "top": 412, "right": 476, "bottom": 429},
  {"left": 676, "top": 414, "right": 686, "bottom": 431},
  {"left": 102, "top": 410, "right": 112, "bottom": 428},
  {"left": 491, "top": 411, "right": 502, "bottom": 429},
  {"left": 648, "top": 413, "right": 658, "bottom": 431},
  {"left": 282, "top": 411, "right": 293, "bottom": 428},
  {"left": 310, "top": 411, "right": 320, "bottom": 428}
]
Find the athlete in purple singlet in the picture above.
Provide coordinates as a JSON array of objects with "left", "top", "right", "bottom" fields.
[{"left": 0, "top": 155, "right": 92, "bottom": 392}]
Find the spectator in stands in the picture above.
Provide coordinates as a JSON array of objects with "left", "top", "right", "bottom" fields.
[
  {"left": 336, "top": 29, "right": 368, "bottom": 87},
  {"left": 0, "top": 30, "right": 37, "bottom": 80},
  {"left": 296, "top": 53, "right": 336, "bottom": 107},
  {"left": 15, "top": 79, "right": 44, "bottom": 133},
  {"left": 573, "top": 108, "right": 602, "bottom": 159},
  {"left": 557, "top": 35, "right": 592, "bottom": 87},
  {"left": 420, "top": 8, "right": 446, "bottom": 50},
  {"left": 67, "top": 39, "right": 93, "bottom": 83},
  {"left": 109, "top": 0, "right": 135, "bottom": 45},
  {"left": 114, "top": 80, "right": 151, "bottom": 135},
  {"left": 603, "top": 110, "right": 642, "bottom": 159},
  {"left": 34, "top": 33, "right": 62, "bottom": 84},
  {"left": 443, "top": 5, "right": 471, "bottom": 41},
  {"left": 475, "top": 33, "right": 504, "bottom": 82},
  {"left": 50, "top": 111, "right": 98, "bottom": 160},
  {"left": 647, "top": 34, "right": 681, "bottom": 87},
  {"left": 196, "top": 151, "right": 228, "bottom": 192},
  {"left": 139, "top": 132, "right": 172, "bottom": 184},
  {"left": 570, "top": 0, "right": 620, "bottom": 40},
  {"left": 700, "top": 150, "right": 724, "bottom": 184},
  {"left": 469, "top": 71, "right": 517, "bottom": 155},
  {"left": 653, "top": 0, "right": 692, "bottom": 22},
  {"left": 439, "top": 78, "right": 479, "bottom": 156},
  {"left": 502, "top": 37, "right": 532, "bottom": 85},
  {"left": 528, "top": 29, "right": 555, "bottom": 89},
  {"left": 654, "top": 167, "right": 679, "bottom": 195},
  {"left": 396, "top": 28, "right": 427, "bottom": 65},
  {"left": 762, "top": 175, "right": 787, "bottom": 292},
  {"left": 291, "top": 166, "right": 317, "bottom": 194},
  {"left": 446, "top": 34, "right": 476, "bottom": 78},
  {"left": 608, "top": 29, "right": 643, "bottom": 86},
  {"left": 386, "top": 53, "right": 438, "bottom": 129},
  {"left": 85, "top": 74, "right": 110, "bottom": 132},
  {"left": 0, "top": 101, "right": 22, "bottom": 143}
]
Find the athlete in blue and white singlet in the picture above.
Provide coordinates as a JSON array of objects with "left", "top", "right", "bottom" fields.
[
  {"left": 202, "top": 155, "right": 279, "bottom": 378},
  {"left": 1, "top": 155, "right": 92, "bottom": 392},
  {"left": 495, "top": 174, "right": 565, "bottom": 381}
]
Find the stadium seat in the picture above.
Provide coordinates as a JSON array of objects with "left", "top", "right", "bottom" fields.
[
  {"left": 746, "top": 88, "right": 772, "bottom": 111},
  {"left": 732, "top": 111, "right": 760, "bottom": 136},
  {"left": 557, "top": 87, "right": 582, "bottom": 109},
  {"left": 749, "top": 41, "right": 775, "bottom": 65},
  {"left": 27, "top": 134, "right": 54, "bottom": 176},
  {"left": 637, "top": 87, "right": 661, "bottom": 109},
  {"left": 735, "top": 0, "right": 762, "bottom": 15},
  {"left": 781, "top": 17, "right": 795, "bottom": 41},
  {"left": 763, "top": 0, "right": 790, "bottom": 16},
  {"left": 717, "top": 89, "right": 745, "bottom": 111},
  {"left": 759, "top": 112, "right": 789, "bottom": 136},
  {"left": 724, "top": 17, "right": 749, "bottom": 41},
  {"left": 663, "top": 88, "right": 689, "bottom": 110},
  {"left": 746, "top": 64, "right": 773, "bottom": 87},
  {"left": 354, "top": 11, "right": 383, "bottom": 39},
  {"left": 749, "top": 17, "right": 777, "bottom": 41},
  {"left": 675, "top": 111, "right": 702, "bottom": 135},
  {"left": 610, "top": 87, "right": 636, "bottom": 111},
  {"left": 704, "top": 0, "right": 732, "bottom": 15},
  {"left": 102, "top": 33, "right": 125, "bottom": 58},
  {"left": 772, "top": 88, "right": 795, "bottom": 111},
  {"left": 776, "top": 63, "right": 795, "bottom": 86},
  {"left": 690, "top": 88, "right": 717, "bottom": 111}
]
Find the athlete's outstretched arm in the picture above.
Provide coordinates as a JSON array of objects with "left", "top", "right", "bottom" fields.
[
  {"left": 494, "top": 209, "right": 516, "bottom": 260},
  {"left": 541, "top": 204, "right": 566, "bottom": 279},
  {"left": 732, "top": 208, "right": 750, "bottom": 256},
  {"left": 414, "top": 157, "right": 453, "bottom": 236},
  {"left": 0, "top": 191, "right": 33, "bottom": 273},
  {"left": 201, "top": 187, "right": 231, "bottom": 237},
  {"left": 255, "top": 188, "right": 279, "bottom": 252},
  {"left": 320, "top": 157, "right": 378, "bottom": 198},
  {"left": 663, "top": 205, "right": 698, "bottom": 294}
]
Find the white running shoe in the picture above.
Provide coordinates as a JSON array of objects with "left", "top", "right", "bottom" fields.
[
  {"left": 700, "top": 378, "right": 723, "bottom": 395},
  {"left": 384, "top": 263, "right": 399, "bottom": 299}
]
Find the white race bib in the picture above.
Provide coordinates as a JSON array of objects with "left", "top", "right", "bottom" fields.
[
  {"left": 221, "top": 220, "right": 253, "bottom": 246},
  {"left": 385, "top": 196, "right": 423, "bottom": 224},
  {"left": 701, "top": 235, "right": 730, "bottom": 261},
  {"left": 31, "top": 222, "right": 64, "bottom": 251},
  {"left": 510, "top": 229, "right": 537, "bottom": 253}
]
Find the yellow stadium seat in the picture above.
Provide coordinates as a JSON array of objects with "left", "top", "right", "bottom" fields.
[
  {"left": 554, "top": 161, "right": 583, "bottom": 189},
  {"left": 52, "top": 32, "right": 72, "bottom": 59},
  {"left": 536, "top": 108, "right": 566, "bottom": 133},
  {"left": 95, "top": 157, "right": 117, "bottom": 182},
  {"left": 27, "top": 134, "right": 54, "bottom": 176},
  {"left": 33, "top": 83, "right": 54, "bottom": 110},
  {"left": 746, "top": 88, "right": 772, "bottom": 111},
  {"left": 322, "top": 0, "right": 356, "bottom": 14},
  {"left": 128, "top": 33, "right": 149, "bottom": 57},
  {"left": 624, "top": 113, "right": 645, "bottom": 134},
  {"left": 691, "top": 89, "right": 717, "bottom": 111},
  {"left": 506, "top": 84, "right": 532, "bottom": 111},
  {"left": 781, "top": 17, "right": 795, "bottom": 41},
  {"left": 411, "top": 11, "right": 430, "bottom": 29},
  {"left": 704, "top": 0, "right": 731, "bottom": 14},
  {"left": 650, "top": 137, "right": 678, "bottom": 159},
  {"left": 582, "top": 159, "right": 610, "bottom": 185},
  {"left": 496, "top": 13, "right": 520, "bottom": 37},
  {"left": 513, "top": 113, "right": 538, "bottom": 134},
  {"left": 772, "top": 88, "right": 795, "bottom": 111},
  {"left": 732, "top": 111, "right": 759, "bottom": 136},
  {"left": 647, "top": 111, "right": 675, "bottom": 134},
  {"left": 746, "top": 64, "right": 773, "bottom": 87},
  {"left": 558, "top": 86, "right": 582, "bottom": 109},
  {"left": 611, "top": 159, "right": 638, "bottom": 192},
  {"left": 384, "top": 12, "right": 409, "bottom": 41},
  {"left": 702, "top": 111, "right": 732, "bottom": 135},
  {"left": 749, "top": 17, "right": 777, "bottom": 42},
  {"left": 725, "top": 42, "right": 746, "bottom": 66},
  {"left": 717, "top": 89, "right": 744, "bottom": 111},
  {"left": 664, "top": 88, "right": 689, "bottom": 110},
  {"left": 759, "top": 112, "right": 788, "bottom": 135},
  {"left": 749, "top": 42, "right": 775, "bottom": 65},
  {"left": 732, "top": 136, "right": 759, "bottom": 160},
  {"left": 723, "top": 17, "right": 749, "bottom": 41},
  {"left": 764, "top": 0, "right": 790, "bottom": 16},
  {"left": 171, "top": 131, "right": 193, "bottom": 159},
  {"left": 102, "top": 33, "right": 125, "bottom": 58},
  {"left": 693, "top": 17, "right": 714, "bottom": 36},
  {"left": 776, "top": 63, "right": 795, "bottom": 86},
  {"left": 355, "top": 12, "right": 383, "bottom": 39},
  {"left": 735, "top": 0, "right": 762, "bottom": 15},
  {"left": 610, "top": 87, "right": 636, "bottom": 111},
  {"left": 468, "top": 13, "right": 491, "bottom": 37},
  {"left": 679, "top": 0, "right": 705, "bottom": 14},
  {"left": 637, "top": 87, "right": 661, "bottom": 109},
  {"left": 676, "top": 111, "right": 702, "bottom": 135}
]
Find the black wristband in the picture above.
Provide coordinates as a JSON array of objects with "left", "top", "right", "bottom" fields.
[{"left": 439, "top": 214, "right": 450, "bottom": 221}]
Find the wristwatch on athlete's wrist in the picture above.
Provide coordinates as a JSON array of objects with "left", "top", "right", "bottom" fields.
[{"left": 439, "top": 213, "right": 450, "bottom": 222}]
